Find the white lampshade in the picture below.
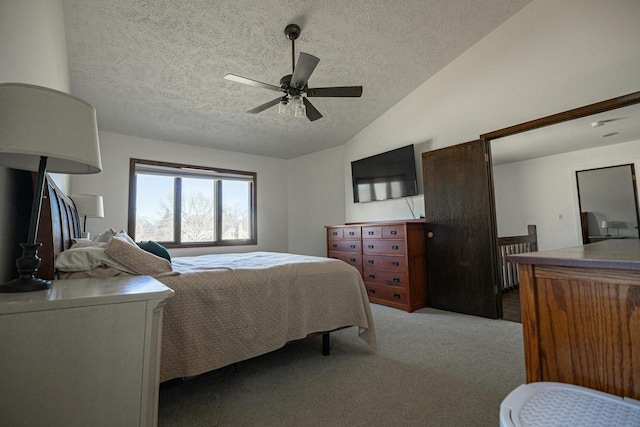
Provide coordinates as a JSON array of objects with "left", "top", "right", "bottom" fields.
[
  {"left": 601, "top": 220, "right": 611, "bottom": 228},
  {"left": 71, "top": 194, "right": 104, "bottom": 218},
  {"left": 0, "top": 83, "right": 102, "bottom": 173}
]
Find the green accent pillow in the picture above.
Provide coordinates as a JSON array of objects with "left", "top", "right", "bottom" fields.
[{"left": 138, "top": 241, "right": 171, "bottom": 263}]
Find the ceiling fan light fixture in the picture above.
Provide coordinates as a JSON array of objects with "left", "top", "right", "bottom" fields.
[
  {"left": 291, "top": 95, "right": 306, "bottom": 118},
  {"left": 290, "top": 95, "right": 303, "bottom": 107},
  {"left": 294, "top": 104, "right": 306, "bottom": 118},
  {"left": 278, "top": 98, "right": 290, "bottom": 116}
]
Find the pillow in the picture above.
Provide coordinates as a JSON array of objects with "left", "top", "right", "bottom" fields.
[
  {"left": 70, "top": 238, "right": 108, "bottom": 249},
  {"left": 57, "top": 266, "right": 133, "bottom": 280},
  {"left": 95, "top": 228, "right": 117, "bottom": 243},
  {"left": 105, "top": 236, "right": 172, "bottom": 276},
  {"left": 55, "top": 246, "right": 137, "bottom": 274},
  {"left": 114, "top": 231, "right": 137, "bottom": 247},
  {"left": 138, "top": 241, "right": 171, "bottom": 262}
]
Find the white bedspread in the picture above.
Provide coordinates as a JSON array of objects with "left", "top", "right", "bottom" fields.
[{"left": 159, "top": 252, "right": 376, "bottom": 382}]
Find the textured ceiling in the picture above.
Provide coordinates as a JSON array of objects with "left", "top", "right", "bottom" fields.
[{"left": 62, "top": 0, "right": 532, "bottom": 159}]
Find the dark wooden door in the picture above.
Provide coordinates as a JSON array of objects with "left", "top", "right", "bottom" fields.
[{"left": 422, "top": 140, "right": 500, "bottom": 319}]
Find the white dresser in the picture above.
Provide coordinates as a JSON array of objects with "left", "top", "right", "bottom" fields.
[{"left": 0, "top": 276, "right": 174, "bottom": 427}]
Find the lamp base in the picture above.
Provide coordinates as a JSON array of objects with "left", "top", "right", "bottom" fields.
[
  {"left": 0, "top": 242, "right": 50, "bottom": 293},
  {"left": 0, "top": 277, "right": 51, "bottom": 293}
]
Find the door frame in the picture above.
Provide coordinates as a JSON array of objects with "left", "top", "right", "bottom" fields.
[
  {"left": 481, "top": 92, "right": 640, "bottom": 142},
  {"left": 480, "top": 90, "right": 640, "bottom": 318}
]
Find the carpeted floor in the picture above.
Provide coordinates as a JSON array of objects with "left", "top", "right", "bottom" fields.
[{"left": 158, "top": 304, "right": 525, "bottom": 427}]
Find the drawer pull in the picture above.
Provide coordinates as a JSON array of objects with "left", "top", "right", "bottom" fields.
[
  {"left": 391, "top": 230, "right": 397, "bottom": 235},
  {"left": 350, "top": 258, "right": 356, "bottom": 262},
  {"left": 392, "top": 245, "right": 399, "bottom": 250},
  {"left": 368, "top": 245, "right": 374, "bottom": 249},
  {"left": 368, "top": 260, "right": 374, "bottom": 264},
  {"left": 332, "top": 244, "right": 337, "bottom": 248},
  {"left": 369, "top": 289, "right": 376, "bottom": 294},
  {"left": 332, "top": 231, "right": 338, "bottom": 236},
  {"left": 368, "top": 231, "right": 374, "bottom": 235},
  {"left": 392, "top": 261, "right": 399, "bottom": 266},
  {"left": 369, "top": 274, "right": 375, "bottom": 279},
  {"left": 349, "top": 231, "right": 355, "bottom": 235},
  {"left": 350, "top": 244, "right": 356, "bottom": 249},
  {"left": 393, "top": 278, "right": 400, "bottom": 283},
  {"left": 393, "top": 293, "right": 401, "bottom": 299}
]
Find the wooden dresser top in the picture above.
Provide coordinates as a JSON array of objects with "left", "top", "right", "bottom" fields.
[
  {"left": 508, "top": 239, "right": 640, "bottom": 271},
  {"left": 326, "top": 219, "right": 426, "bottom": 228}
]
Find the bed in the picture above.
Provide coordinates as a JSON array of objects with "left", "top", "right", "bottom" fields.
[{"left": 35, "top": 175, "right": 376, "bottom": 382}]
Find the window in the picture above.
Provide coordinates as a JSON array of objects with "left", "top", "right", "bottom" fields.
[{"left": 128, "top": 158, "right": 257, "bottom": 247}]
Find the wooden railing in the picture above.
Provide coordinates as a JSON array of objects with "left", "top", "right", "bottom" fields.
[{"left": 497, "top": 225, "right": 537, "bottom": 293}]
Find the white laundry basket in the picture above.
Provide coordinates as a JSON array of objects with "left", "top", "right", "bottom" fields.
[{"left": 500, "top": 382, "right": 640, "bottom": 427}]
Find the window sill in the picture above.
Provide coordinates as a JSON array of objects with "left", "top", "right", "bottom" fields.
[{"left": 158, "top": 240, "right": 257, "bottom": 249}]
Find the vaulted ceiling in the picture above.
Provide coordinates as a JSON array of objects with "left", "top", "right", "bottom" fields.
[{"left": 62, "top": 0, "right": 532, "bottom": 159}]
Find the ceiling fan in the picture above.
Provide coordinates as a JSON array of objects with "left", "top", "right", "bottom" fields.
[{"left": 224, "top": 24, "right": 363, "bottom": 122}]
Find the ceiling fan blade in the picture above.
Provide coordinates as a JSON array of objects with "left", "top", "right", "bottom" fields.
[
  {"left": 306, "top": 86, "right": 363, "bottom": 97},
  {"left": 247, "top": 97, "right": 282, "bottom": 114},
  {"left": 290, "top": 53, "right": 320, "bottom": 89},
  {"left": 303, "top": 98, "right": 323, "bottom": 122},
  {"left": 224, "top": 74, "right": 281, "bottom": 92}
]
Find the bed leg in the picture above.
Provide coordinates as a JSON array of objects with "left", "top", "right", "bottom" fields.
[{"left": 322, "top": 333, "right": 330, "bottom": 356}]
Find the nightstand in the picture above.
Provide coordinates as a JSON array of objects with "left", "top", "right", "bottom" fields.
[{"left": 0, "top": 276, "right": 174, "bottom": 427}]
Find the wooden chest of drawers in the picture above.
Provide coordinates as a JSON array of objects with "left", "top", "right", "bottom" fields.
[
  {"left": 326, "top": 220, "right": 427, "bottom": 312},
  {"left": 327, "top": 226, "right": 363, "bottom": 273}
]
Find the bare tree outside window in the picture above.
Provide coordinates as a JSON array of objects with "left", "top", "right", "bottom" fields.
[
  {"left": 181, "top": 191, "right": 215, "bottom": 242},
  {"left": 222, "top": 180, "right": 250, "bottom": 239},
  {"left": 130, "top": 159, "right": 256, "bottom": 247}
]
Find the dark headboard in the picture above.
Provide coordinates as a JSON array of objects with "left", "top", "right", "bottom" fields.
[{"left": 35, "top": 175, "right": 81, "bottom": 280}]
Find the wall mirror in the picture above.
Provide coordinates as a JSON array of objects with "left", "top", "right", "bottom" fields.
[
  {"left": 488, "top": 100, "right": 640, "bottom": 252},
  {"left": 576, "top": 164, "right": 640, "bottom": 243}
]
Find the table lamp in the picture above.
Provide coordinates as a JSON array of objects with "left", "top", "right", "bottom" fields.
[
  {"left": 71, "top": 194, "right": 104, "bottom": 239},
  {"left": 0, "top": 83, "right": 102, "bottom": 292},
  {"left": 601, "top": 220, "right": 611, "bottom": 237}
]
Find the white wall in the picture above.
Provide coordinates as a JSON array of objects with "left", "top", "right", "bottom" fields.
[
  {"left": 287, "top": 145, "right": 346, "bottom": 256},
  {"left": 493, "top": 140, "right": 640, "bottom": 250},
  {"left": 0, "top": 0, "right": 70, "bottom": 280},
  {"left": 70, "top": 131, "right": 289, "bottom": 257},
  {"left": 334, "top": 0, "right": 640, "bottom": 224}
]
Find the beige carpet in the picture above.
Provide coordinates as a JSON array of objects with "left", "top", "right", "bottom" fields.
[{"left": 158, "top": 304, "right": 525, "bottom": 426}]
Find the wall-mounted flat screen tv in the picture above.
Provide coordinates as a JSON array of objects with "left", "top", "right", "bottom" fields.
[{"left": 351, "top": 144, "right": 418, "bottom": 203}]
